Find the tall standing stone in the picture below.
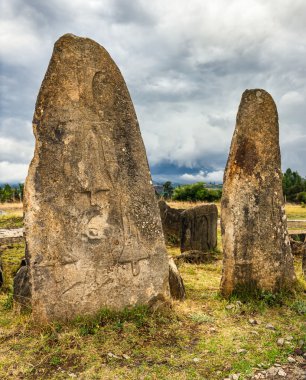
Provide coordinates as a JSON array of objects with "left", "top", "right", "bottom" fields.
[
  {"left": 23, "top": 34, "right": 169, "bottom": 321},
  {"left": 221, "top": 89, "right": 296, "bottom": 297}
]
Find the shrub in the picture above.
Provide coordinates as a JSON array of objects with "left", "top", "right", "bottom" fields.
[
  {"left": 172, "top": 182, "right": 221, "bottom": 202},
  {"left": 296, "top": 192, "right": 306, "bottom": 204}
]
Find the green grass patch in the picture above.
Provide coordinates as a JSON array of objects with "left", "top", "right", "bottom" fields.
[{"left": 0, "top": 214, "right": 23, "bottom": 229}]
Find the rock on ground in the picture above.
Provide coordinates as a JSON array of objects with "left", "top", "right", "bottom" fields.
[
  {"left": 168, "top": 257, "right": 185, "bottom": 300},
  {"left": 13, "top": 259, "right": 31, "bottom": 310},
  {"left": 0, "top": 228, "right": 24, "bottom": 239},
  {"left": 251, "top": 362, "right": 306, "bottom": 379}
]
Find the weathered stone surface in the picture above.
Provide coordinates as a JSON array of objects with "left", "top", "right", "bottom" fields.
[
  {"left": 180, "top": 204, "right": 218, "bottom": 252},
  {"left": 13, "top": 259, "right": 31, "bottom": 310},
  {"left": 158, "top": 200, "right": 183, "bottom": 245},
  {"left": 169, "top": 257, "right": 185, "bottom": 300},
  {"left": 23, "top": 34, "right": 169, "bottom": 322},
  {"left": 221, "top": 89, "right": 296, "bottom": 297}
]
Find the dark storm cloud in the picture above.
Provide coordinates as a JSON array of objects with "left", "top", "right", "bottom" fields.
[{"left": 0, "top": 0, "right": 305, "bottom": 183}]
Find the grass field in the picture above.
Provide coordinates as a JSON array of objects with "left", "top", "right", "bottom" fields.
[
  {"left": 0, "top": 202, "right": 305, "bottom": 379},
  {"left": 0, "top": 202, "right": 23, "bottom": 216},
  {"left": 168, "top": 201, "right": 306, "bottom": 220},
  {"left": 0, "top": 240, "right": 305, "bottom": 380}
]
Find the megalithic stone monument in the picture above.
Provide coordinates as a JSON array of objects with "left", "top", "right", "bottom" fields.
[
  {"left": 23, "top": 34, "right": 169, "bottom": 321},
  {"left": 220, "top": 89, "right": 296, "bottom": 297}
]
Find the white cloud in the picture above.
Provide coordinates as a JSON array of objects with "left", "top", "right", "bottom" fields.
[
  {"left": 0, "top": 161, "right": 28, "bottom": 183},
  {"left": 0, "top": 137, "right": 34, "bottom": 164},
  {"left": 279, "top": 91, "right": 304, "bottom": 106},
  {"left": 1, "top": 0, "right": 306, "bottom": 183},
  {"left": 181, "top": 170, "right": 224, "bottom": 184}
]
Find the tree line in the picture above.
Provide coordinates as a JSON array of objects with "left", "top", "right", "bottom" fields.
[
  {"left": 0, "top": 184, "right": 24, "bottom": 203},
  {"left": 0, "top": 168, "right": 305, "bottom": 204},
  {"left": 161, "top": 168, "right": 306, "bottom": 203},
  {"left": 161, "top": 181, "right": 222, "bottom": 202},
  {"left": 282, "top": 168, "right": 306, "bottom": 203}
]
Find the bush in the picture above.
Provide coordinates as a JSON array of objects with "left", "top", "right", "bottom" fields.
[
  {"left": 172, "top": 182, "right": 221, "bottom": 202},
  {"left": 296, "top": 192, "right": 306, "bottom": 204}
]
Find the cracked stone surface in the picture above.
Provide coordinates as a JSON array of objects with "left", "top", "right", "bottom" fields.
[
  {"left": 221, "top": 89, "right": 296, "bottom": 297},
  {"left": 23, "top": 34, "right": 169, "bottom": 322}
]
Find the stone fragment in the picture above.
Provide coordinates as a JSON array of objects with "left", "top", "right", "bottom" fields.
[
  {"left": 158, "top": 200, "right": 183, "bottom": 246},
  {"left": 266, "top": 366, "right": 279, "bottom": 376},
  {"left": 22, "top": 34, "right": 169, "bottom": 322},
  {"left": 221, "top": 89, "right": 296, "bottom": 297},
  {"left": 277, "top": 368, "right": 286, "bottom": 377},
  {"left": 285, "top": 335, "right": 293, "bottom": 341},
  {"left": 181, "top": 204, "right": 218, "bottom": 252},
  {"left": 237, "top": 349, "right": 247, "bottom": 354},
  {"left": 277, "top": 338, "right": 285, "bottom": 346},
  {"left": 168, "top": 257, "right": 186, "bottom": 300},
  {"left": 13, "top": 261, "right": 31, "bottom": 311}
]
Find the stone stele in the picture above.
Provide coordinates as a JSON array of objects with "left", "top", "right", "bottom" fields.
[
  {"left": 220, "top": 89, "right": 296, "bottom": 297},
  {"left": 158, "top": 200, "right": 183, "bottom": 246},
  {"left": 180, "top": 204, "right": 218, "bottom": 253},
  {"left": 23, "top": 34, "right": 169, "bottom": 321}
]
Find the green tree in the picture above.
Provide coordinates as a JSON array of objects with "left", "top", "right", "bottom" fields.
[
  {"left": 282, "top": 168, "right": 306, "bottom": 202},
  {"left": 0, "top": 184, "right": 13, "bottom": 203},
  {"left": 16, "top": 183, "right": 24, "bottom": 202},
  {"left": 172, "top": 182, "right": 221, "bottom": 202},
  {"left": 162, "top": 181, "right": 174, "bottom": 199}
]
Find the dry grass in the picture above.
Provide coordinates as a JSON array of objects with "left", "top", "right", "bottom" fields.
[
  {"left": 167, "top": 201, "right": 221, "bottom": 215},
  {"left": 0, "top": 234, "right": 305, "bottom": 379},
  {"left": 285, "top": 203, "right": 306, "bottom": 219},
  {"left": 167, "top": 201, "right": 306, "bottom": 221},
  {"left": 0, "top": 201, "right": 305, "bottom": 378},
  {"left": 0, "top": 202, "right": 23, "bottom": 217}
]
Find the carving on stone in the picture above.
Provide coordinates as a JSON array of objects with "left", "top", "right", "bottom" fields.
[{"left": 118, "top": 213, "right": 149, "bottom": 276}]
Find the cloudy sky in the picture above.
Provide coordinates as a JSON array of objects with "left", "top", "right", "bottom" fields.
[{"left": 1, "top": 0, "right": 305, "bottom": 184}]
